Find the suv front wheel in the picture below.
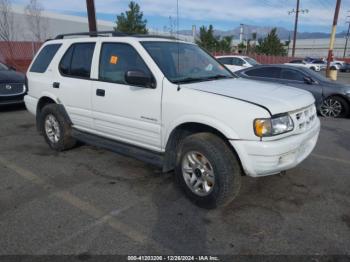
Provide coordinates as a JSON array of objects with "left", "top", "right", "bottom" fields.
[
  {"left": 40, "top": 104, "right": 76, "bottom": 151},
  {"left": 175, "top": 133, "right": 242, "bottom": 209}
]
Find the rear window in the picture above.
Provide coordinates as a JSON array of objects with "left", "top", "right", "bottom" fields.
[
  {"left": 59, "top": 43, "right": 95, "bottom": 79},
  {"left": 30, "top": 44, "right": 62, "bottom": 73}
]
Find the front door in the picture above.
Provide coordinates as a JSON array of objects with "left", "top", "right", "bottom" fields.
[
  {"left": 280, "top": 68, "right": 323, "bottom": 107},
  {"left": 91, "top": 42, "right": 162, "bottom": 152}
]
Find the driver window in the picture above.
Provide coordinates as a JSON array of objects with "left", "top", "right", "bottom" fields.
[
  {"left": 232, "top": 58, "right": 244, "bottom": 66},
  {"left": 99, "top": 43, "right": 151, "bottom": 85},
  {"left": 171, "top": 47, "right": 212, "bottom": 77},
  {"left": 281, "top": 69, "right": 305, "bottom": 81}
]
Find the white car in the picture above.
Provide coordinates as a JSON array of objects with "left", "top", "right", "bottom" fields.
[
  {"left": 216, "top": 55, "right": 260, "bottom": 72},
  {"left": 24, "top": 32, "right": 320, "bottom": 208},
  {"left": 284, "top": 60, "right": 321, "bottom": 71}
]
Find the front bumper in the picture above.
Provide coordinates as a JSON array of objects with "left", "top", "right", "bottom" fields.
[
  {"left": 231, "top": 118, "right": 320, "bottom": 177},
  {"left": 0, "top": 94, "right": 25, "bottom": 105}
]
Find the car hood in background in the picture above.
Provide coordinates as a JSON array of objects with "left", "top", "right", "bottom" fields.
[
  {"left": 183, "top": 78, "right": 315, "bottom": 115},
  {"left": 0, "top": 70, "right": 25, "bottom": 84}
]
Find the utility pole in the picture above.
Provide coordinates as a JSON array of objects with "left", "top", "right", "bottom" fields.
[
  {"left": 86, "top": 0, "right": 97, "bottom": 33},
  {"left": 239, "top": 24, "right": 244, "bottom": 43},
  {"left": 291, "top": 0, "right": 299, "bottom": 57},
  {"left": 288, "top": 0, "right": 309, "bottom": 57},
  {"left": 343, "top": 12, "right": 350, "bottom": 58},
  {"left": 326, "top": 0, "right": 342, "bottom": 76}
]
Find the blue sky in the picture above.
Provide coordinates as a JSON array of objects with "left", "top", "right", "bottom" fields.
[{"left": 12, "top": 0, "right": 350, "bottom": 33}]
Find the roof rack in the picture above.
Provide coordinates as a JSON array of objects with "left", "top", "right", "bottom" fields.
[
  {"left": 54, "top": 31, "right": 127, "bottom": 39},
  {"left": 54, "top": 31, "right": 179, "bottom": 40}
]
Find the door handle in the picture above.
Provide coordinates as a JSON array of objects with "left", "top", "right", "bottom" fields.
[
  {"left": 96, "top": 89, "right": 105, "bottom": 97},
  {"left": 53, "top": 82, "right": 60, "bottom": 88}
]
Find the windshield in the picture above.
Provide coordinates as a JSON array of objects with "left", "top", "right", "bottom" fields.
[
  {"left": 244, "top": 57, "right": 260, "bottom": 66},
  {"left": 141, "top": 41, "right": 234, "bottom": 84},
  {"left": 0, "top": 62, "right": 9, "bottom": 71}
]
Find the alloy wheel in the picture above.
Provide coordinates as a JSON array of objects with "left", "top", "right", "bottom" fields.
[
  {"left": 320, "top": 98, "right": 343, "bottom": 118},
  {"left": 45, "top": 114, "right": 61, "bottom": 143},
  {"left": 181, "top": 151, "right": 215, "bottom": 197}
]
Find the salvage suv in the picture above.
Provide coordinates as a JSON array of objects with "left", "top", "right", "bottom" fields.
[{"left": 24, "top": 32, "right": 320, "bottom": 208}]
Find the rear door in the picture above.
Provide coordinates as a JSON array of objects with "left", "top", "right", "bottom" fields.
[
  {"left": 55, "top": 42, "right": 96, "bottom": 130},
  {"left": 231, "top": 57, "right": 245, "bottom": 72}
]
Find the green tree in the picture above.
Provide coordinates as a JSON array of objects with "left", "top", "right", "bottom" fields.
[
  {"left": 255, "top": 28, "right": 286, "bottom": 56},
  {"left": 196, "top": 25, "right": 218, "bottom": 52},
  {"left": 115, "top": 1, "right": 148, "bottom": 34},
  {"left": 218, "top": 36, "right": 233, "bottom": 52}
]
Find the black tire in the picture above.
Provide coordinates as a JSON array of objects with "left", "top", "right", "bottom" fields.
[
  {"left": 40, "top": 104, "right": 76, "bottom": 151},
  {"left": 175, "top": 132, "right": 242, "bottom": 209},
  {"left": 320, "top": 96, "right": 350, "bottom": 118}
]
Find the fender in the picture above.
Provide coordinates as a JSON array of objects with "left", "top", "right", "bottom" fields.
[
  {"left": 163, "top": 114, "right": 240, "bottom": 150},
  {"left": 36, "top": 93, "right": 72, "bottom": 132}
]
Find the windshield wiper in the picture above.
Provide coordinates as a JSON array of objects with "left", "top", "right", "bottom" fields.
[
  {"left": 173, "top": 77, "right": 205, "bottom": 84},
  {"left": 203, "top": 74, "right": 233, "bottom": 80},
  {"left": 173, "top": 74, "right": 232, "bottom": 84}
]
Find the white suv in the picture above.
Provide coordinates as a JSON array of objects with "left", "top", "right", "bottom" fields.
[
  {"left": 24, "top": 32, "right": 320, "bottom": 208},
  {"left": 216, "top": 55, "right": 260, "bottom": 72}
]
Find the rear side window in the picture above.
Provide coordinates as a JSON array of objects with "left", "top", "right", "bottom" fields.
[
  {"left": 245, "top": 67, "right": 281, "bottom": 79},
  {"left": 59, "top": 43, "right": 95, "bottom": 79},
  {"left": 99, "top": 43, "right": 151, "bottom": 85},
  {"left": 30, "top": 44, "right": 61, "bottom": 73},
  {"left": 217, "top": 57, "right": 232, "bottom": 65}
]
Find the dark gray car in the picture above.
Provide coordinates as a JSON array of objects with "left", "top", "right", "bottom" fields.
[
  {"left": 236, "top": 64, "right": 350, "bottom": 118},
  {"left": 0, "top": 62, "right": 26, "bottom": 106}
]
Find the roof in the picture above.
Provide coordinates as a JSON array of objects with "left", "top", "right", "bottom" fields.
[
  {"left": 47, "top": 31, "right": 192, "bottom": 45},
  {"left": 216, "top": 55, "right": 249, "bottom": 59}
]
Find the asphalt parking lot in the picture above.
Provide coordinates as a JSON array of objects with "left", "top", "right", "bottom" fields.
[{"left": 0, "top": 73, "right": 349, "bottom": 257}]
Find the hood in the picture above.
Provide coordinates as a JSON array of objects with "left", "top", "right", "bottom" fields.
[
  {"left": 182, "top": 78, "right": 315, "bottom": 115},
  {"left": 0, "top": 70, "right": 25, "bottom": 84}
]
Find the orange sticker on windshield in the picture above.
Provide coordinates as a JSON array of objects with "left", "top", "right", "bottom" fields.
[{"left": 110, "top": 55, "right": 118, "bottom": 64}]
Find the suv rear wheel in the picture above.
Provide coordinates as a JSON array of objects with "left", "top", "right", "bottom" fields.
[
  {"left": 40, "top": 104, "right": 76, "bottom": 151},
  {"left": 175, "top": 133, "right": 242, "bottom": 209}
]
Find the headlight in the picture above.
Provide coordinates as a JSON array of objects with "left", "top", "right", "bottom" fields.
[{"left": 254, "top": 114, "right": 294, "bottom": 137}]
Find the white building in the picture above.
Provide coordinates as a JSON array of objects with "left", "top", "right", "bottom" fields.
[{"left": 287, "top": 38, "right": 349, "bottom": 58}]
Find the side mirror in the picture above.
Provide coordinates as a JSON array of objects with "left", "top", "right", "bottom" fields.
[
  {"left": 304, "top": 76, "right": 313, "bottom": 85},
  {"left": 125, "top": 70, "right": 155, "bottom": 88},
  {"left": 9, "top": 66, "right": 16, "bottom": 71}
]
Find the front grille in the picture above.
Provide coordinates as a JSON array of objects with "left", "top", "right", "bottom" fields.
[
  {"left": 0, "top": 83, "right": 25, "bottom": 96},
  {"left": 290, "top": 104, "right": 317, "bottom": 133}
]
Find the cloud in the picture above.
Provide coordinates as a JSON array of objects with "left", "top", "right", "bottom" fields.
[{"left": 11, "top": 0, "right": 350, "bottom": 31}]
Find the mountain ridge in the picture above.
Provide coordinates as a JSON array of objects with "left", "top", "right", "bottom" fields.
[{"left": 179, "top": 24, "right": 347, "bottom": 40}]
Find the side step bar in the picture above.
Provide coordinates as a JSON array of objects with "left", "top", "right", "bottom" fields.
[{"left": 72, "top": 129, "right": 164, "bottom": 168}]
